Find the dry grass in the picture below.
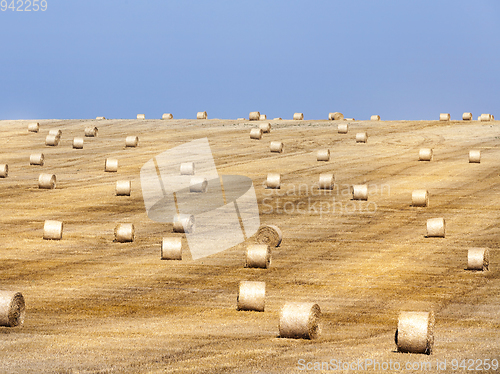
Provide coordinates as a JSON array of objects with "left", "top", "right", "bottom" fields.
[{"left": 0, "top": 118, "right": 499, "bottom": 373}]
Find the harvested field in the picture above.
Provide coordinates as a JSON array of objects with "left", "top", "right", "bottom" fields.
[{"left": 0, "top": 118, "right": 499, "bottom": 373}]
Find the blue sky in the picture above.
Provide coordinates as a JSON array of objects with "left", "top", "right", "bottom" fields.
[{"left": 1, "top": 0, "right": 499, "bottom": 120}]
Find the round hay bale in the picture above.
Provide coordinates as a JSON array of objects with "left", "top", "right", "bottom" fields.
[
  {"left": 43, "top": 220, "right": 63, "bottom": 240},
  {"left": 370, "top": 115, "right": 380, "bottom": 121},
  {"left": 270, "top": 141, "right": 284, "bottom": 153},
  {"left": 352, "top": 185, "right": 368, "bottom": 200},
  {"left": 173, "top": 214, "right": 195, "bottom": 233},
  {"left": 426, "top": 218, "right": 445, "bottom": 238},
  {"left": 161, "top": 237, "right": 182, "bottom": 260},
  {"left": 0, "top": 164, "right": 8, "bottom": 178},
  {"left": 318, "top": 173, "right": 334, "bottom": 190},
  {"left": 467, "top": 248, "right": 489, "bottom": 271},
  {"left": 273, "top": 117, "right": 282, "bottom": 120},
  {"left": 439, "top": 113, "right": 450, "bottom": 121},
  {"left": 29, "top": 153, "right": 44, "bottom": 166},
  {"left": 105, "top": 158, "right": 118, "bottom": 172},
  {"left": 480, "top": 113, "right": 491, "bottom": 122},
  {"left": 469, "top": 150, "right": 481, "bottom": 163},
  {"left": 492, "top": 114, "right": 495, "bottom": 120},
  {"left": 259, "top": 123, "right": 271, "bottom": 133},
  {"left": 329, "top": 112, "right": 344, "bottom": 120},
  {"left": 245, "top": 244, "right": 271, "bottom": 269},
  {"left": 237, "top": 281, "right": 266, "bottom": 312},
  {"left": 115, "top": 223, "right": 135, "bottom": 242},
  {"left": 196, "top": 111, "right": 207, "bottom": 120},
  {"left": 116, "top": 180, "right": 131, "bottom": 196},
  {"left": 249, "top": 111, "right": 261, "bottom": 121},
  {"left": 293, "top": 113, "right": 304, "bottom": 120},
  {"left": 38, "top": 174, "right": 56, "bottom": 189},
  {"left": 125, "top": 136, "right": 139, "bottom": 147},
  {"left": 279, "top": 302, "right": 321, "bottom": 339},
  {"left": 256, "top": 225, "right": 282, "bottom": 247},
  {"left": 0, "top": 291, "right": 25, "bottom": 327},
  {"left": 338, "top": 123, "right": 348, "bottom": 134},
  {"left": 418, "top": 148, "right": 433, "bottom": 161},
  {"left": 412, "top": 190, "right": 429, "bottom": 207},
  {"left": 162, "top": 113, "right": 173, "bottom": 120},
  {"left": 28, "top": 122, "right": 39, "bottom": 132},
  {"left": 180, "top": 162, "right": 195, "bottom": 175},
  {"left": 250, "top": 128, "right": 263, "bottom": 140},
  {"left": 345, "top": 118, "right": 355, "bottom": 121},
  {"left": 317, "top": 149, "right": 330, "bottom": 161},
  {"left": 96, "top": 116, "right": 106, "bottom": 120},
  {"left": 190, "top": 177, "right": 208, "bottom": 193},
  {"left": 237, "top": 118, "right": 246, "bottom": 120},
  {"left": 396, "top": 311, "right": 434, "bottom": 354},
  {"left": 266, "top": 173, "right": 281, "bottom": 189},
  {"left": 84, "top": 127, "right": 98, "bottom": 137},
  {"left": 137, "top": 114, "right": 145, "bottom": 120},
  {"left": 462, "top": 112, "right": 472, "bottom": 121},
  {"left": 48, "top": 129, "right": 62, "bottom": 138},
  {"left": 45, "top": 134, "right": 60, "bottom": 146},
  {"left": 356, "top": 132, "right": 368, "bottom": 143},
  {"left": 72, "top": 137, "right": 84, "bottom": 149},
  {"left": 259, "top": 114, "right": 267, "bottom": 120}
]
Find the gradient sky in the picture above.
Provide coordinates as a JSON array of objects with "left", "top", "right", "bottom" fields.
[{"left": 1, "top": 0, "right": 499, "bottom": 120}]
